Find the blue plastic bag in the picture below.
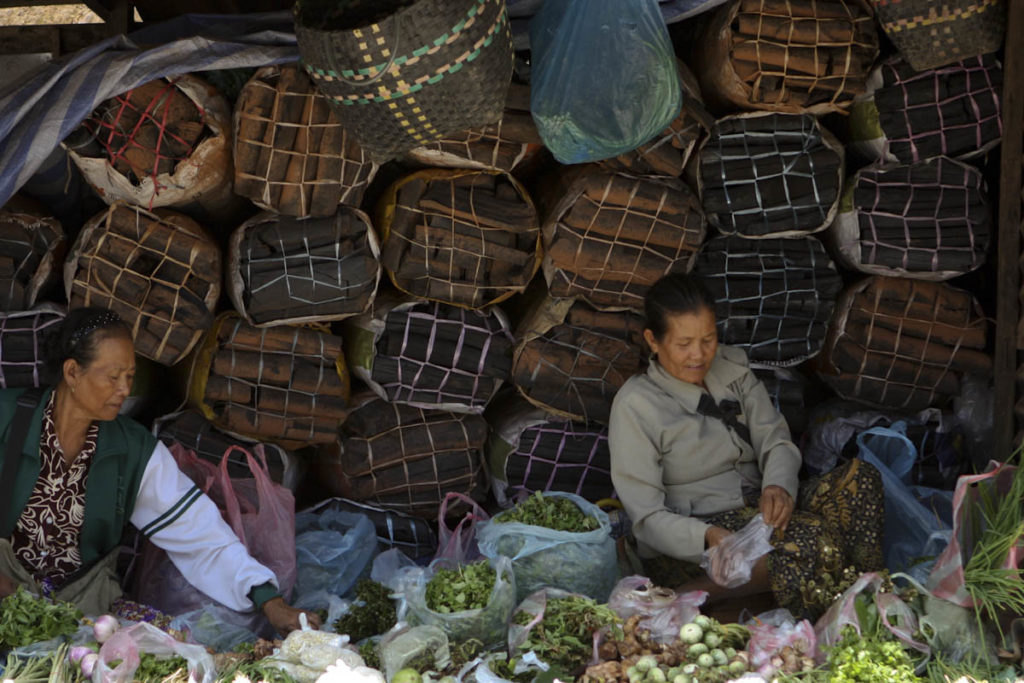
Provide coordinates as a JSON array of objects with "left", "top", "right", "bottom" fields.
[
  {"left": 529, "top": 0, "right": 682, "bottom": 164},
  {"left": 293, "top": 507, "right": 378, "bottom": 602}
]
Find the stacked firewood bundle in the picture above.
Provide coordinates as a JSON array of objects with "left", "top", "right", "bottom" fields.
[
  {"left": 378, "top": 169, "right": 540, "bottom": 308},
  {"left": 345, "top": 295, "right": 513, "bottom": 413},
  {"left": 408, "top": 82, "right": 543, "bottom": 172},
  {"left": 541, "top": 168, "right": 706, "bottom": 311},
  {"left": 695, "top": 236, "right": 843, "bottom": 365},
  {"left": 828, "top": 157, "right": 991, "bottom": 280},
  {"left": 486, "top": 395, "right": 614, "bottom": 507},
  {"left": 0, "top": 305, "right": 65, "bottom": 388},
  {"left": 153, "top": 409, "right": 300, "bottom": 489},
  {"left": 228, "top": 207, "right": 380, "bottom": 326},
  {"left": 849, "top": 55, "right": 1004, "bottom": 164},
  {"left": 698, "top": 113, "right": 844, "bottom": 238},
  {"left": 301, "top": 497, "right": 439, "bottom": 562},
  {"left": 317, "top": 396, "right": 488, "bottom": 518},
  {"left": 65, "top": 203, "right": 221, "bottom": 365},
  {"left": 820, "top": 276, "right": 992, "bottom": 411},
  {"left": 751, "top": 365, "right": 811, "bottom": 436},
  {"left": 512, "top": 297, "right": 646, "bottom": 423},
  {"left": 234, "top": 64, "right": 377, "bottom": 217},
  {"left": 695, "top": 0, "right": 878, "bottom": 114},
  {"left": 187, "top": 314, "right": 350, "bottom": 448},
  {"left": 0, "top": 199, "right": 64, "bottom": 310}
]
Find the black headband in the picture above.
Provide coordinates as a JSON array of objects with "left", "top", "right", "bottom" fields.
[{"left": 69, "top": 312, "right": 123, "bottom": 346}]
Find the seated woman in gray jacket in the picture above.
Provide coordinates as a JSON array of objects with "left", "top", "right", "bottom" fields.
[{"left": 609, "top": 273, "right": 884, "bottom": 618}]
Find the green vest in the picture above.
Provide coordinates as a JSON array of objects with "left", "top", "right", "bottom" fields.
[{"left": 0, "top": 387, "right": 157, "bottom": 570}]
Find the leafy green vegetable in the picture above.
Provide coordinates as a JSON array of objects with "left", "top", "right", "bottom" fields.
[
  {"left": 133, "top": 652, "right": 189, "bottom": 681},
  {"left": 1, "top": 643, "right": 78, "bottom": 683},
  {"left": 496, "top": 491, "right": 599, "bottom": 532},
  {"left": 333, "top": 579, "right": 397, "bottom": 642},
  {"left": 822, "top": 625, "right": 920, "bottom": 682},
  {"left": 425, "top": 561, "right": 496, "bottom": 614},
  {"left": 483, "top": 655, "right": 534, "bottom": 683},
  {"left": 358, "top": 640, "right": 381, "bottom": 671},
  {"left": 0, "top": 587, "right": 82, "bottom": 650},
  {"left": 512, "top": 596, "right": 622, "bottom": 675},
  {"left": 217, "top": 658, "right": 300, "bottom": 683}
]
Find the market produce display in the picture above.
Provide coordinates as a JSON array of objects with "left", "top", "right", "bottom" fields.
[{"left": 0, "top": 588, "right": 81, "bottom": 651}]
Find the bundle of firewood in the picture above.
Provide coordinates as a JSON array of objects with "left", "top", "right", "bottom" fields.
[
  {"left": 0, "top": 198, "right": 64, "bottom": 311},
  {"left": 512, "top": 296, "right": 646, "bottom": 423},
  {"left": 540, "top": 167, "right": 706, "bottom": 311},
  {"left": 698, "top": 113, "right": 844, "bottom": 238},
  {"left": 65, "top": 203, "right": 221, "bottom": 365},
  {"left": 378, "top": 169, "right": 540, "bottom": 308},
  {"left": 408, "top": 82, "right": 543, "bottom": 172},
  {"left": 186, "top": 313, "right": 350, "bottom": 448},
  {"left": 301, "top": 497, "right": 438, "bottom": 562},
  {"left": 695, "top": 236, "right": 843, "bottom": 365},
  {"left": 694, "top": 0, "right": 878, "bottom": 114},
  {"left": 820, "top": 276, "right": 992, "bottom": 411},
  {"left": 345, "top": 293, "right": 513, "bottom": 414},
  {"left": 153, "top": 409, "right": 299, "bottom": 489},
  {"left": 751, "top": 365, "right": 811, "bottom": 437},
  {"left": 828, "top": 156, "right": 990, "bottom": 280},
  {"left": 317, "top": 395, "right": 488, "bottom": 519},
  {"left": 486, "top": 395, "right": 614, "bottom": 507},
  {"left": 0, "top": 304, "right": 65, "bottom": 388},
  {"left": 234, "top": 64, "right": 377, "bottom": 217},
  {"left": 228, "top": 207, "right": 380, "bottom": 326}
]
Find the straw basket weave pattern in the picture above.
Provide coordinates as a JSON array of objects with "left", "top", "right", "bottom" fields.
[{"left": 871, "top": 0, "right": 1006, "bottom": 71}]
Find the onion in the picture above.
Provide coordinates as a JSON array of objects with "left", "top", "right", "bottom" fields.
[
  {"left": 80, "top": 653, "right": 99, "bottom": 678},
  {"left": 68, "top": 646, "right": 93, "bottom": 664},
  {"left": 92, "top": 614, "right": 120, "bottom": 644}
]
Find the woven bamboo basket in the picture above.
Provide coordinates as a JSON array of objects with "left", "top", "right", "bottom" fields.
[
  {"left": 871, "top": 0, "right": 1006, "bottom": 72},
  {"left": 848, "top": 55, "right": 1003, "bottom": 165},
  {"left": 694, "top": 236, "right": 843, "bottom": 366},
  {"left": 512, "top": 296, "right": 646, "bottom": 424},
  {"left": 697, "top": 112, "right": 845, "bottom": 238},
  {"left": 234, "top": 64, "right": 378, "bottom": 217},
  {"left": 0, "top": 197, "right": 64, "bottom": 311},
  {"left": 315, "top": 394, "right": 488, "bottom": 519},
  {"left": 64, "top": 203, "right": 221, "bottom": 366},
  {"left": 407, "top": 81, "right": 543, "bottom": 172},
  {"left": 343, "top": 291, "right": 513, "bottom": 414},
  {"left": 294, "top": 0, "right": 514, "bottom": 163},
  {"left": 377, "top": 168, "right": 541, "bottom": 309},
  {"left": 750, "top": 364, "right": 811, "bottom": 437},
  {"left": 227, "top": 207, "right": 381, "bottom": 327},
  {"left": 819, "top": 276, "right": 991, "bottom": 411},
  {"left": 485, "top": 393, "right": 613, "bottom": 508},
  {"left": 0, "top": 304, "right": 65, "bottom": 388},
  {"left": 539, "top": 166, "right": 706, "bottom": 312},
  {"left": 300, "top": 497, "right": 438, "bottom": 562},
  {"left": 694, "top": 0, "right": 878, "bottom": 114},
  {"left": 153, "top": 409, "right": 302, "bottom": 490},
  {"left": 64, "top": 75, "right": 234, "bottom": 215},
  {"left": 185, "top": 313, "right": 350, "bottom": 449},
  {"left": 828, "top": 156, "right": 991, "bottom": 281}
]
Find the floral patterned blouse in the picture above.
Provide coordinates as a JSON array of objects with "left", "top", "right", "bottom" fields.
[{"left": 11, "top": 393, "right": 98, "bottom": 584}]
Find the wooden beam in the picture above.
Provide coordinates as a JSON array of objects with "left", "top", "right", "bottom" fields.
[
  {"left": 996, "top": 0, "right": 1024, "bottom": 457},
  {"left": 0, "top": 22, "right": 108, "bottom": 56}
]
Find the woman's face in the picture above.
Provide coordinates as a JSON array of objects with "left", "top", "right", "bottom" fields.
[
  {"left": 644, "top": 307, "right": 718, "bottom": 386},
  {"left": 65, "top": 333, "right": 135, "bottom": 422}
]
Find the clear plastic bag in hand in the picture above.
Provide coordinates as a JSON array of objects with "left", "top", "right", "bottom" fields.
[{"left": 699, "top": 513, "right": 774, "bottom": 588}]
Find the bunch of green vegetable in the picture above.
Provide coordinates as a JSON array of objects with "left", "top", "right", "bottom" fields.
[
  {"left": 0, "top": 587, "right": 82, "bottom": 650},
  {"left": 822, "top": 624, "right": 920, "bottom": 682},
  {"left": 132, "top": 652, "right": 189, "bottom": 682},
  {"left": 497, "top": 491, "right": 599, "bottom": 532},
  {"left": 333, "top": 579, "right": 397, "bottom": 642},
  {"left": 512, "top": 595, "right": 622, "bottom": 675},
  {"left": 425, "top": 561, "right": 496, "bottom": 614},
  {"left": 1, "top": 643, "right": 78, "bottom": 683},
  {"left": 216, "top": 658, "right": 300, "bottom": 683}
]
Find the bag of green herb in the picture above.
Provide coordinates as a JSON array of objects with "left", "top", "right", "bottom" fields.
[
  {"left": 405, "top": 556, "right": 516, "bottom": 647},
  {"left": 95, "top": 621, "right": 215, "bottom": 683},
  {"left": 895, "top": 573, "right": 996, "bottom": 666},
  {"left": 379, "top": 624, "right": 451, "bottom": 682},
  {"left": 476, "top": 491, "right": 618, "bottom": 602}
]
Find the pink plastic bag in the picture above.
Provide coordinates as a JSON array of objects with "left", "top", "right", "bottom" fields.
[
  {"left": 700, "top": 513, "right": 775, "bottom": 588},
  {"left": 607, "top": 576, "right": 707, "bottom": 643},
  {"left": 746, "top": 609, "right": 816, "bottom": 678},
  {"left": 94, "top": 622, "right": 214, "bottom": 683},
  {"left": 434, "top": 491, "right": 489, "bottom": 564}
]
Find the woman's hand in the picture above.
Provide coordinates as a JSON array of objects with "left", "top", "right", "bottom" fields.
[
  {"left": 262, "top": 597, "right": 322, "bottom": 636},
  {"left": 760, "top": 485, "right": 794, "bottom": 531},
  {"left": 0, "top": 572, "right": 18, "bottom": 599},
  {"left": 704, "top": 525, "right": 732, "bottom": 548}
]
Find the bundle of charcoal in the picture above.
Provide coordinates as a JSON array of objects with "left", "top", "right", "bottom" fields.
[
  {"left": 186, "top": 313, "right": 350, "bottom": 448},
  {"left": 695, "top": 236, "right": 843, "bottom": 365},
  {"left": 316, "top": 395, "right": 488, "bottom": 519},
  {"left": 153, "top": 409, "right": 301, "bottom": 491},
  {"left": 0, "top": 304, "right": 65, "bottom": 388},
  {"left": 64, "top": 75, "right": 234, "bottom": 214},
  {"left": 698, "top": 112, "right": 844, "bottom": 238},
  {"left": 512, "top": 296, "right": 646, "bottom": 423},
  {"left": 694, "top": 0, "right": 878, "bottom": 114},
  {"left": 234, "top": 64, "right": 378, "bottom": 217},
  {"left": 408, "top": 82, "right": 543, "bottom": 173},
  {"left": 378, "top": 169, "right": 540, "bottom": 308},
  {"left": 848, "top": 55, "right": 1003, "bottom": 164},
  {"left": 540, "top": 167, "right": 706, "bottom": 311},
  {"left": 751, "top": 364, "right": 811, "bottom": 437},
  {"left": 0, "top": 198, "right": 64, "bottom": 311},
  {"left": 300, "top": 497, "right": 438, "bottom": 562},
  {"left": 344, "top": 293, "right": 513, "bottom": 414},
  {"left": 819, "top": 276, "right": 992, "bottom": 411},
  {"left": 828, "top": 156, "right": 991, "bottom": 280},
  {"left": 227, "top": 207, "right": 381, "bottom": 326},
  {"left": 65, "top": 203, "right": 221, "bottom": 365},
  {"left": 485, "top": 394, "right": 614, "bottom": 507}
]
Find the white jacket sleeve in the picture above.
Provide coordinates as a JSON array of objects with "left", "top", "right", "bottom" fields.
[{"left": 129, "top": 441, "right": 278, "bottom": 611}]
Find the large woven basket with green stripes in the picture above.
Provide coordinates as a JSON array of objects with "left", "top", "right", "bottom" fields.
[
  {"left": 295, "top": 0, "right": 514, "bottom": 163},
  {"left": 870, "top": 0, "right": 1006, "bottom": 71}
]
